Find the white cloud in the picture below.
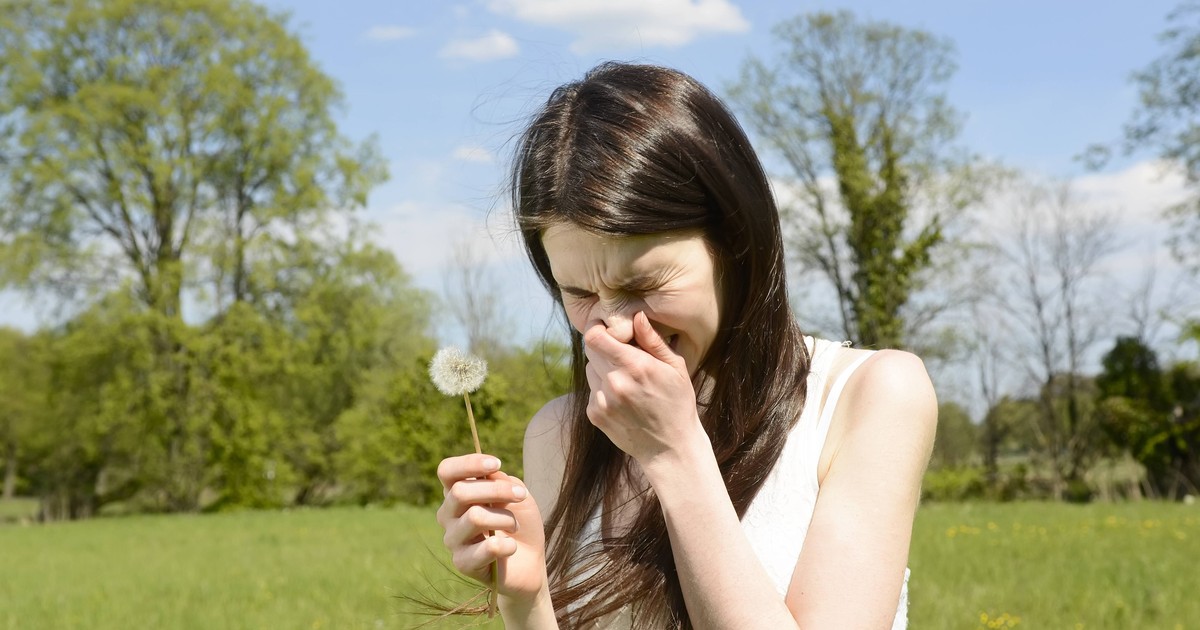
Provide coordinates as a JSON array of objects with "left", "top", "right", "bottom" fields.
[
  {"left": 1073, "top": 160, "right": 1189, "bottom": 222},
  {"left": 368, "top": 199, "right": 561, "bottom": 347},
  {"left": 452, "top": 145, "right": 495, "bottom": 163},
  {"left": 364, "top": 25, "right": 416, "bottom": 41},
  {"left": 439, "top": 30, "right": 520, "bottom": 62},
  {"left": 487, "top": 0, "right": 750, "bottom": 53},
  {"left": 369, "top": 200, "right": 519, "bottom": 276}
]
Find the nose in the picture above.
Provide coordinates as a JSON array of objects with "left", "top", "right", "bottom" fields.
[{"left": 591, "top": 300, "right": 636, "bottom": 345}]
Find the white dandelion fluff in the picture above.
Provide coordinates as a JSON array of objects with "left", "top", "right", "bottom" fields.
[
  {"left": 429, "top": 346, "right": 487, "bottom": 396},
  {"left": 429, "top": 345, "right": 496, "bottom": 616}
]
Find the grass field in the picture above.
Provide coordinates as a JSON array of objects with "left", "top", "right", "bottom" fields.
[{"left": 1, "top": 499, "right": 1197, "bottom": 629}]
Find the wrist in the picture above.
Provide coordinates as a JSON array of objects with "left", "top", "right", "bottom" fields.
[
  {"left": 638, "top": 419, "right": 717, "bottom": 490},
  {"left": 498, "top": 582, "right": 557, "bottom": 628}
]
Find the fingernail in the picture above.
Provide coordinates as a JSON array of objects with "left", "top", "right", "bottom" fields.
[
  {"left": 483, "top": 457, "right": 501, "bottom": 472},
  {"left": 512, "top": 485, "right": 527, "bottom": 499}
]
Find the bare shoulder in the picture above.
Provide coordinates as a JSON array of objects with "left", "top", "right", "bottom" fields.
[
  {"left": 790, "top": 349, "right": 937, "bottom": 623},
  {"left": 523, "top": 394, "right": 573, "bottom": 519},
  {"left": 819, "top": 349, "right": 937, "bottom": 482},
  {"left": 840, "top": 349, "right": 937, "bottom": 426}
]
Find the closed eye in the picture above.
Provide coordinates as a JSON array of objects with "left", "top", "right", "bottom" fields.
[{"left": 560, "top": 287, "right": 595, "bottom": 300}]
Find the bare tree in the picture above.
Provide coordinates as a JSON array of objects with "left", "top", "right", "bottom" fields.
[
  {"left": 442, "top": 239, "right": 510, "bottom": 358},
  {"left": 992, "top": 178, "right": 1122, "bottom": 498}
]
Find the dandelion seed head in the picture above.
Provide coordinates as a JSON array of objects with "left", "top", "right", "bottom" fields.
[{"left": 429, "top": 346, "right": 487, "bottom": 395}]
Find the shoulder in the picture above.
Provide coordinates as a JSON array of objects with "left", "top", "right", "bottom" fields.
[
  {"left": 526, "top": 393, "right": 572, "bottom": 443},
  {"left": 818, "top": 349, "right": 937, "bottom": 483},
  {"left": 523, "top": 394, "right": 573, "bottom": 519},
  {"left": 840, "top": 349, "right": 937, "bottom": 428},
  {"left": 787, "top": 349, "right": 936, "bottom": 623}
]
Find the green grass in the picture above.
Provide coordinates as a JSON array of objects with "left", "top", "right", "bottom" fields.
[
  {"left": 2, "top": 501, "right": 1197, "bottom": 629},
  {"left": 910, "top": 502, "right": 1200, "bottom": 629},
  {"left": 0, "top": 497, "right": 38, "bottom": 523},
  {"left": 0, "top": 504, "right": 497, "bottom": 630}
]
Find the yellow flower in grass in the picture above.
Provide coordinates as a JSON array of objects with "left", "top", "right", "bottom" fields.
[{"left": 978, "top": 611, "right": 1021, "bottom": 629}]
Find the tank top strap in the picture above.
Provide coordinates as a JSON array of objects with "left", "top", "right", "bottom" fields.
[{"left": 813, "top": 348, "right": 875, "bottom": 437}]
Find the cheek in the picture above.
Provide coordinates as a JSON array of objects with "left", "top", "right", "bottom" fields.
[{"left": 562, "top": 301, "right": 591, "bottom": 332}]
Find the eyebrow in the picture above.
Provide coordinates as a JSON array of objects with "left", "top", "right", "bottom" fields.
[{"left": 558, "top": 273, "right": 661, "bottom": 296}]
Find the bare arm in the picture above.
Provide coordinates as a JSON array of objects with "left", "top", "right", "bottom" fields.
[
  {"left": 652, "top": 350, "right": 935, "bottom": 628},
  {"left": 434, "top": 397, "right": 572, "bottom": 630},
  {"left": 494, "top": 396, "right": 572, "bottom": 628},
  {"left": 586, "top": 315, "right": 936, "bottom": 628}
]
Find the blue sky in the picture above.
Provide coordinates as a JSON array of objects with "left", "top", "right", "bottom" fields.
[{"left": 0, "top": 0, "right": 1189, "bottom": 350}]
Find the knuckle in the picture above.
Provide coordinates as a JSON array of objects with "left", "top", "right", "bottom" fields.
[
  {"left": 451, "top": 547, "right": 472, "bottom": 573},
  {"left": 436, "top": 458, "right": 454, "bottom": 483},
  {"left": 464, "top": 505, "right": 488, "bottom": 528},
  {"left": 447, "top": 482, "right": 468, "bottom": 505}
]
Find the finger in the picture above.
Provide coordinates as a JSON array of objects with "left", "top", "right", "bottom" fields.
[
  {"left": 632, "top": 311, "right": 679, "bottom": 365},
  {"left": 442, "top": 477, "right": 528, "bottom": 518},
  {"left": 584, "top": 321, "right": 639, "bottom": 366},
  {"left": 452, "top": 533, "right": 518, "bottom": 581},
  {"left": 437, "top": 454, "right": 502, "bottom": 489},
  {"left": 444, "top": 504, "right": 521, "bottom": 548},
  {"left": 584, "top": 358, "right": 602, "bottom": 393}
]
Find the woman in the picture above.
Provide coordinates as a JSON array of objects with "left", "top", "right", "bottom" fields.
[{"left": 435, "top": 62, "right": 937, "bottom": 629}]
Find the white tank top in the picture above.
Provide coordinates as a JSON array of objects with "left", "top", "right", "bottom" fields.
[
  {"left": 575, "top": 337, "right": 909, "bottom": 628},
  {"left": 741, "top": 337, "right": 909, "bottom": 629}
]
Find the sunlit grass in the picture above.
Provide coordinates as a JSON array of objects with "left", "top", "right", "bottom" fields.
[
  {"left": 910, "top": 501, "right": 1200, "bottom": 629},
  {"left": 0, "top": 497, "right": 37, "bottom": 523},
  {"left": 2, "top": 501, "right": 1197, "bottom": 629},
  {"left": 0, "top": 504, "right": 496, "bottom": 630}
]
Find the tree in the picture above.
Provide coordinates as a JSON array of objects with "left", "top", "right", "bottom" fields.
[
  {"left": 727, "top": 11, "right": 986, "bottom": 349},
  {"left": 1119, "top": 2, "right": 1200, "bottom": 273},
  {"left": 0, "top": 0, "right": 384, "bottom": 319},
  {"left": 0, "top": 0, "right": 388, "bottom": 515},
  {"left": 992, "top": 178, "right": 1121, "bottom": 499},
  {"left": 929, "top": 402, "right": 977, "bottom": 469},
  {"left": 0, "top": 327, "right": 48, "bottom": 499},
  {"left": 442, "top": 239, "right": 512, "bottom": 359},
  {"left": 262, "top": 234, "right": 435, "bottom": 505},
  {"left": 1097, "top": 336, "right": 1200, "bottom": 498}
]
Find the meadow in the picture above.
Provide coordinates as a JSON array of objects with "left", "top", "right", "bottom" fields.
[{"left": 1, "top": 500, "right": 1197, "bottom": 629}]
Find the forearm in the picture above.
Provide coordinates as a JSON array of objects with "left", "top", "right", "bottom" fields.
[
  {"left": 498, "top": 583, "right": 559, "bottom": 630},
  {"left": 642, "top": 433, "right": 800, "bottom": 630}
]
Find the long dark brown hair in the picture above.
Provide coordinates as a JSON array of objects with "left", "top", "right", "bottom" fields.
[{"left": 512, "top": 62, "right": 809, "bottom": 629}]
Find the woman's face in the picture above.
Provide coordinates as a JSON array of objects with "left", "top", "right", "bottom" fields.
[{"left": 541, "top": 223, "right": 722, "bottom": 377}]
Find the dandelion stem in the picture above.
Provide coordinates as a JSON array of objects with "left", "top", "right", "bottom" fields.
[
  {"left": 463, "top": 392, "right": 483, "bottom": 454},
  {"left": 463, "top": 390, "right": 497, "bottom": 617}
]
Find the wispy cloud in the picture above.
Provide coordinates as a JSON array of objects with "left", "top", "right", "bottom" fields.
[
  {"left": 439, "top": 30, "right": 519, "bottom": 62},
  {"left": 369, "top": 200, "right": 518, "bottom": 275},
  {"left": 452, "top": 146, "right": 495, "bottom": 163},
  {"left": 364, "top": 25, "right": 416, "bottom": 41},
  {"left": 486, "top": 0, "right": 750, "bottom": 53}
]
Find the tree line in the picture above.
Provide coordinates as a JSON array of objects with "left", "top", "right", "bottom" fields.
[{"left": 0, "top": 1, "right": 1198, "bottom": 519}]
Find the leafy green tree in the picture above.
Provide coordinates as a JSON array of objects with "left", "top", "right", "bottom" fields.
[
  {"left": 0, "top": 0, "right": 384, "bottom": 318},
  {"left": 334, "top": 341, "right": 571, "bottom": 506},
  {"left": 263, "top": 236, "right": 435, "bottom": 505},
  {"left": 0, "top": 327, "right": 48, "bottom": 499},
  {"left": 1097, "top": 336, "right": 1200, "bottom": 499},
  {"left": 929, "top": 402, "right": 977, "bottom": 469},
  {"left": 727, "top": 11, "right": 986, "bottom": 348},
  {"left": 193, "top": 302, "right": 295, "bottom": 510},
  {"left": 1118, "top": 2, "right": 1200, "bottom": 273},
  {"left": 29, "top": 292, "right": 189, "bottom": 518},
  {"left": 0, "top": 0, "right": 392, "bottom": 516}
]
